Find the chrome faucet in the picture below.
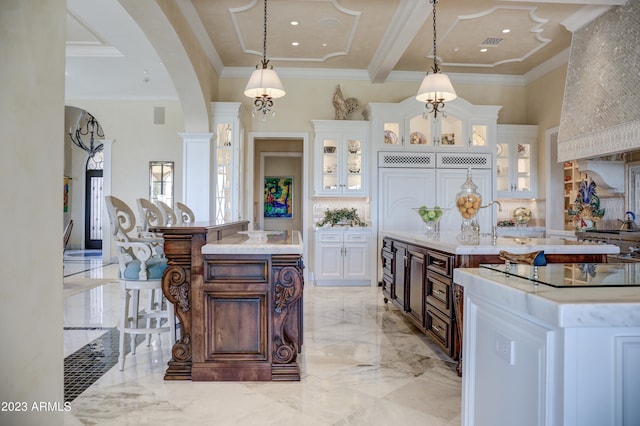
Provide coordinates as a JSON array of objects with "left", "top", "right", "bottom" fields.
[{"left": 481, "top": 200, "right": 502, "bottom": 212}]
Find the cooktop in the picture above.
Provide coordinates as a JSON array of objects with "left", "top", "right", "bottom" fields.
[{"left": 480, "top": 263, "right": 640, "bottom": 288}]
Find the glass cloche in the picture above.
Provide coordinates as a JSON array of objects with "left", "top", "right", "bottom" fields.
[{"left": 455, "top": 169, "right": 482, "bottom": 244}]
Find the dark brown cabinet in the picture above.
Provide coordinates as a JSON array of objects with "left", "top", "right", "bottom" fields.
[
  {"left": 406, "top": 246, "right": 427, "bottom": 328},
  {"left": 381, "top": 234, "right": 612, "bottom": 376}
]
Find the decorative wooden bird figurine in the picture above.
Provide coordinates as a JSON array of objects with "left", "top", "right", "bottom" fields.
[{"left": 333, "top": 85, "right": 359, "bottom": 120}]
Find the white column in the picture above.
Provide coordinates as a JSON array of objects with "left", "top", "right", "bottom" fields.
[
  {"left": 101, "top": 139, "right": 114, "bottom": 263},
  {"left": 180, "top": 132, "right": 213, "bottom": 222}
]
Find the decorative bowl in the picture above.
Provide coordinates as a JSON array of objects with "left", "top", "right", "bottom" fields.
[
  {"left": 513, "top": 207, "right": 532, "bottom": 225},
  {"left": 413, "top": 206, "right": 448, "bottom": 223}
]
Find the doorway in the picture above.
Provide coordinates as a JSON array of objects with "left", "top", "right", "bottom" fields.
[{"left": 84, "top": 153, "right": 103, "bottom": 249}]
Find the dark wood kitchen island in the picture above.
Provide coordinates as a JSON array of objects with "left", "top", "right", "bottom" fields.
[
  {"left": 195, "top": 230, "right": 304, "bottom": 381},
  {"left": 149, "top": 220, "right": 249, "bottom": 380}
]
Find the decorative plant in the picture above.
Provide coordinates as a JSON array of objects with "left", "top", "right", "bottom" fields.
[{"left": 317, "top": 208, "right": 365, "bottom": 227}]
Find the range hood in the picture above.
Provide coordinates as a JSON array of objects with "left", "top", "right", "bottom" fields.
[
  {"left": 557, "top": 2, "right": 640, "bottom": 162},
  {"left": 578, "top": 159, "right": 624, "bottom": 193}
]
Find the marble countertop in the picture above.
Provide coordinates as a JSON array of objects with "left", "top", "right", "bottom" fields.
[
  {"left": 454, "top": 266, "right": 640, "bottom": 328},
  {"left": 314, "top": 225, "right": 371, "bottom": 232},
  {"left": 383, "top": 230, "right": 619, "bottom": 255},
  {"left": 202, "top": 230, "right": 303, "bottom": 255}
]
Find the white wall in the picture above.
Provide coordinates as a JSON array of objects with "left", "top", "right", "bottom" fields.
[{"left": 0, "top": 1, "right": 65, "bottom": 424}]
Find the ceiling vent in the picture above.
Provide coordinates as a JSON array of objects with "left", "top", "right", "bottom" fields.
[{"left": 480, "top": 37, "right": 503, "bottom": 46}]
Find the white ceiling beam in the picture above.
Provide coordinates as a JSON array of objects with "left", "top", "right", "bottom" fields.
[
  {"left": 367, "top": 0, "right": 431, "bottom": 84},
  {"left": 505, "top": 0, "right": 625, "bottom": 4}
]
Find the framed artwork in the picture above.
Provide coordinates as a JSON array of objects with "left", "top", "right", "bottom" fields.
[{"left": 264, "top": 176, "right": 293, "bottom": 218}]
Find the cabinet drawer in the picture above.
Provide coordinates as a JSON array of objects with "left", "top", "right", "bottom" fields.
[
  {"left": 382, "top": 238, "right": 393, "bottom": 252},
  {"left": 425, "top": 305, "right": 454, "bottom": 357},
  {"left": 381, "top": 250, "right": 393, "bottom": 277},
  {"left": 427, "top": 273, "right": 452, "bottom": 317},
  {"left": 427, "top": 250, "right": 453, "bottom": 278},
  {"left": 345, "top": 232, "right": 369, "bottom": 243},
  {"left": 318, "top": 232, "right": 343, "bottom": 243}
]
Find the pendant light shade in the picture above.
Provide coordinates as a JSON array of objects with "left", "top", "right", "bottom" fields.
[
  {"left": 244, "top": 68, "right": 286, "bottom": 100},
  {"left": 416, "top": 72, "right": 457, "bottom": 103},
  {"left": 244, "top": 0, "right": 285, "bottom": 119}
]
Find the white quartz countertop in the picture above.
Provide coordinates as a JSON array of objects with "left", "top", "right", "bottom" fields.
[
  {"left": 202, "top": 230, "right": 303, "bottom": 255},
  {"left": 454, "top": 267, "right": 640, "bottom": 328},
  {"left": 383, "top": 230, "right": 619, "bottom": 255}
]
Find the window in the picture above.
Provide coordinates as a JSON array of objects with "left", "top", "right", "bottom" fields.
[{"left": 149, "top": 161, "right": 174, "bottom": 207}]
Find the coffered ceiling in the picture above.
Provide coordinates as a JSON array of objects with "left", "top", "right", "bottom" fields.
[{"left": 65, "top": 0, "right": 625, "bottom": 99}]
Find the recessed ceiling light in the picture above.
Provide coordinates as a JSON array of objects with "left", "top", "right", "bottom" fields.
[
  {"left": 322, "top": 42, "right": 327, "bottom": 47},
  {"left": 453, "top": 48, "right": 459, "bottom": 52},
  {"left": 480, "top": 48, "right": 488, "bottom": 52},
  {"left": 291, "top": 42, "right": 299, "bottom": 46},
  {"left": 290, "top": 20, "right": 299, "bottom": 26},
  {"left": 502, "top": 29, "right": 510, "bottom": 34}
]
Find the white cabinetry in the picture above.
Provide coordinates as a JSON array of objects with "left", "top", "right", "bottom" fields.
[
  {"left": 211, "top": 102, "right": 245, "bottom": 223},
  {"left": 496, "top": 124, "right": 538, "bottom": 198},
  {"left": 378, "top": 152, "right": 495, "bottom": 236},
  {"left": 312, "top": 120, "right": 368, "bottom": 197},
  {"left": 365, "top": 96, "right": 501, "bottom": 152},
  {"left": 315, "top": 230, "right": 371, "bottom": 286}
]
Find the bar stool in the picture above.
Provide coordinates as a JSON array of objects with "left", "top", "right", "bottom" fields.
[{"left": 116, "top": 242, "right": 175, "bottom": 370}]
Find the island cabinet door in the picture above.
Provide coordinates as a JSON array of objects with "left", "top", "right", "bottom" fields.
[
  {"left": 195, "top": 256, "right": 272, "bottom": 381},
  {"left": 392, "top": 242, "right": 408, "bottom": 310},
  {"left": 406, "top": 245, "right": 427, "bottom": 328}
]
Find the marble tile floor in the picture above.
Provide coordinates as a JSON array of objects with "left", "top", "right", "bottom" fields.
[{"left": 63, "top": 256, "right": 462, "bottom": 425}]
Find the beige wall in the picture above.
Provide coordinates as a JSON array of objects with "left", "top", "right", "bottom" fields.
[
  {"left": 65, "top": 100, "right": 184, "bottom": 250},
  {"left": 218, "top": 77, "right": 528, "bottom": 132},
  {"left": 1, "top": 1, "right": 65, "bottom": 424},
  {"left": 525, "top": 64, "right": 568, "bottom": 199}
]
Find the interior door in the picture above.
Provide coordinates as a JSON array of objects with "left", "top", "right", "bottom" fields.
[{"left": 84, "top": 169, "right": 103, "bottom": 249}]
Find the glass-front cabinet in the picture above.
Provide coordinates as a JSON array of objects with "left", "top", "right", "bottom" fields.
[
  {"left": 366, "top": 96, "right": 500, "bottom": 152},
  {"left": 496, "top": 124, "right": 538, "bottom": 199},
  {"left": 313, "top": 120, "right": 368, "bottom": 197},
  {"left": 211, "top": 102, "right": 245, "bottom": 223}
]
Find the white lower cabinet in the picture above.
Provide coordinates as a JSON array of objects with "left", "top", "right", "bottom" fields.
[{"left": 315, "top": 230, "right": 371, "bottom": 286}]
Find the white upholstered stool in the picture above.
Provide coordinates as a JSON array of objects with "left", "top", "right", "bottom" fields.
[{"left": 116, "top": 243, "right": 175, "bottom": 371}]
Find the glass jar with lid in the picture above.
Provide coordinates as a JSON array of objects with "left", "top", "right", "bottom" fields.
[{"left": 455, "top": 169, "right": 482, "bottom": 244}]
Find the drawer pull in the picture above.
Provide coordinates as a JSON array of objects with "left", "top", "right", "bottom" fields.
[
  {"left": 433, "top": 289, "right": 445, "bottom": 296},
  {"left": 432, "top": 324, "right": 443, "bottom": 332},
  {"left": 431, "top": 260, "right": 445, "bottom": 267}
]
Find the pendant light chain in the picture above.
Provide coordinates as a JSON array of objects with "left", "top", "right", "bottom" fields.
[
  {"left": 262, "top": 0, "right": 268, "bottom": 67},
  {"left": 431, "top": 0, "right": 440, "bottom": 74}
]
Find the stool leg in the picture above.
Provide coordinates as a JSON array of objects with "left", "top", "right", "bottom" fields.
[
  {"left": 118, "top": 285, "right": 130, "bottom": 371},
  {"left": 130, "top": 288, "right": 139, "bottom": 355}
]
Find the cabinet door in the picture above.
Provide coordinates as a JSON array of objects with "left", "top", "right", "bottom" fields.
[
  {"left": 319, "top": 136, "right": 340, "bottom": 195},
  {"left": 496, "top": 125, "right": 537, "bottom": 198},
  {"left": 437, "top": 113, "right": 464, "bottom": 149},
  {"left": 393, "top": 243, "right": 407, "bottom": 310},
  {"left": 378, "top": 168, "right": 436, "bottom": 234},
  {"left": 343, "top": 241, "right": 369, "bottom": 279},
  {"left": 436, "top": 168, "right": 494, "bottom": 234},
  {"left": 407, "top": 246, "right": 426, "bottom": 327},
  {"left": 316, "top": 241, "right": 343, "bottom": 280},
  {"left": 342, "top": 135, "right": 365, "bottom": 196}
]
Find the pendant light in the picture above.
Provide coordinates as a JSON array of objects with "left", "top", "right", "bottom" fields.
[
  {"left": 244, "top": 0, "right": 285, "bottom": 120},
  {"left": 416, "top": 0, "right": 456, "bottom": 118}
]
